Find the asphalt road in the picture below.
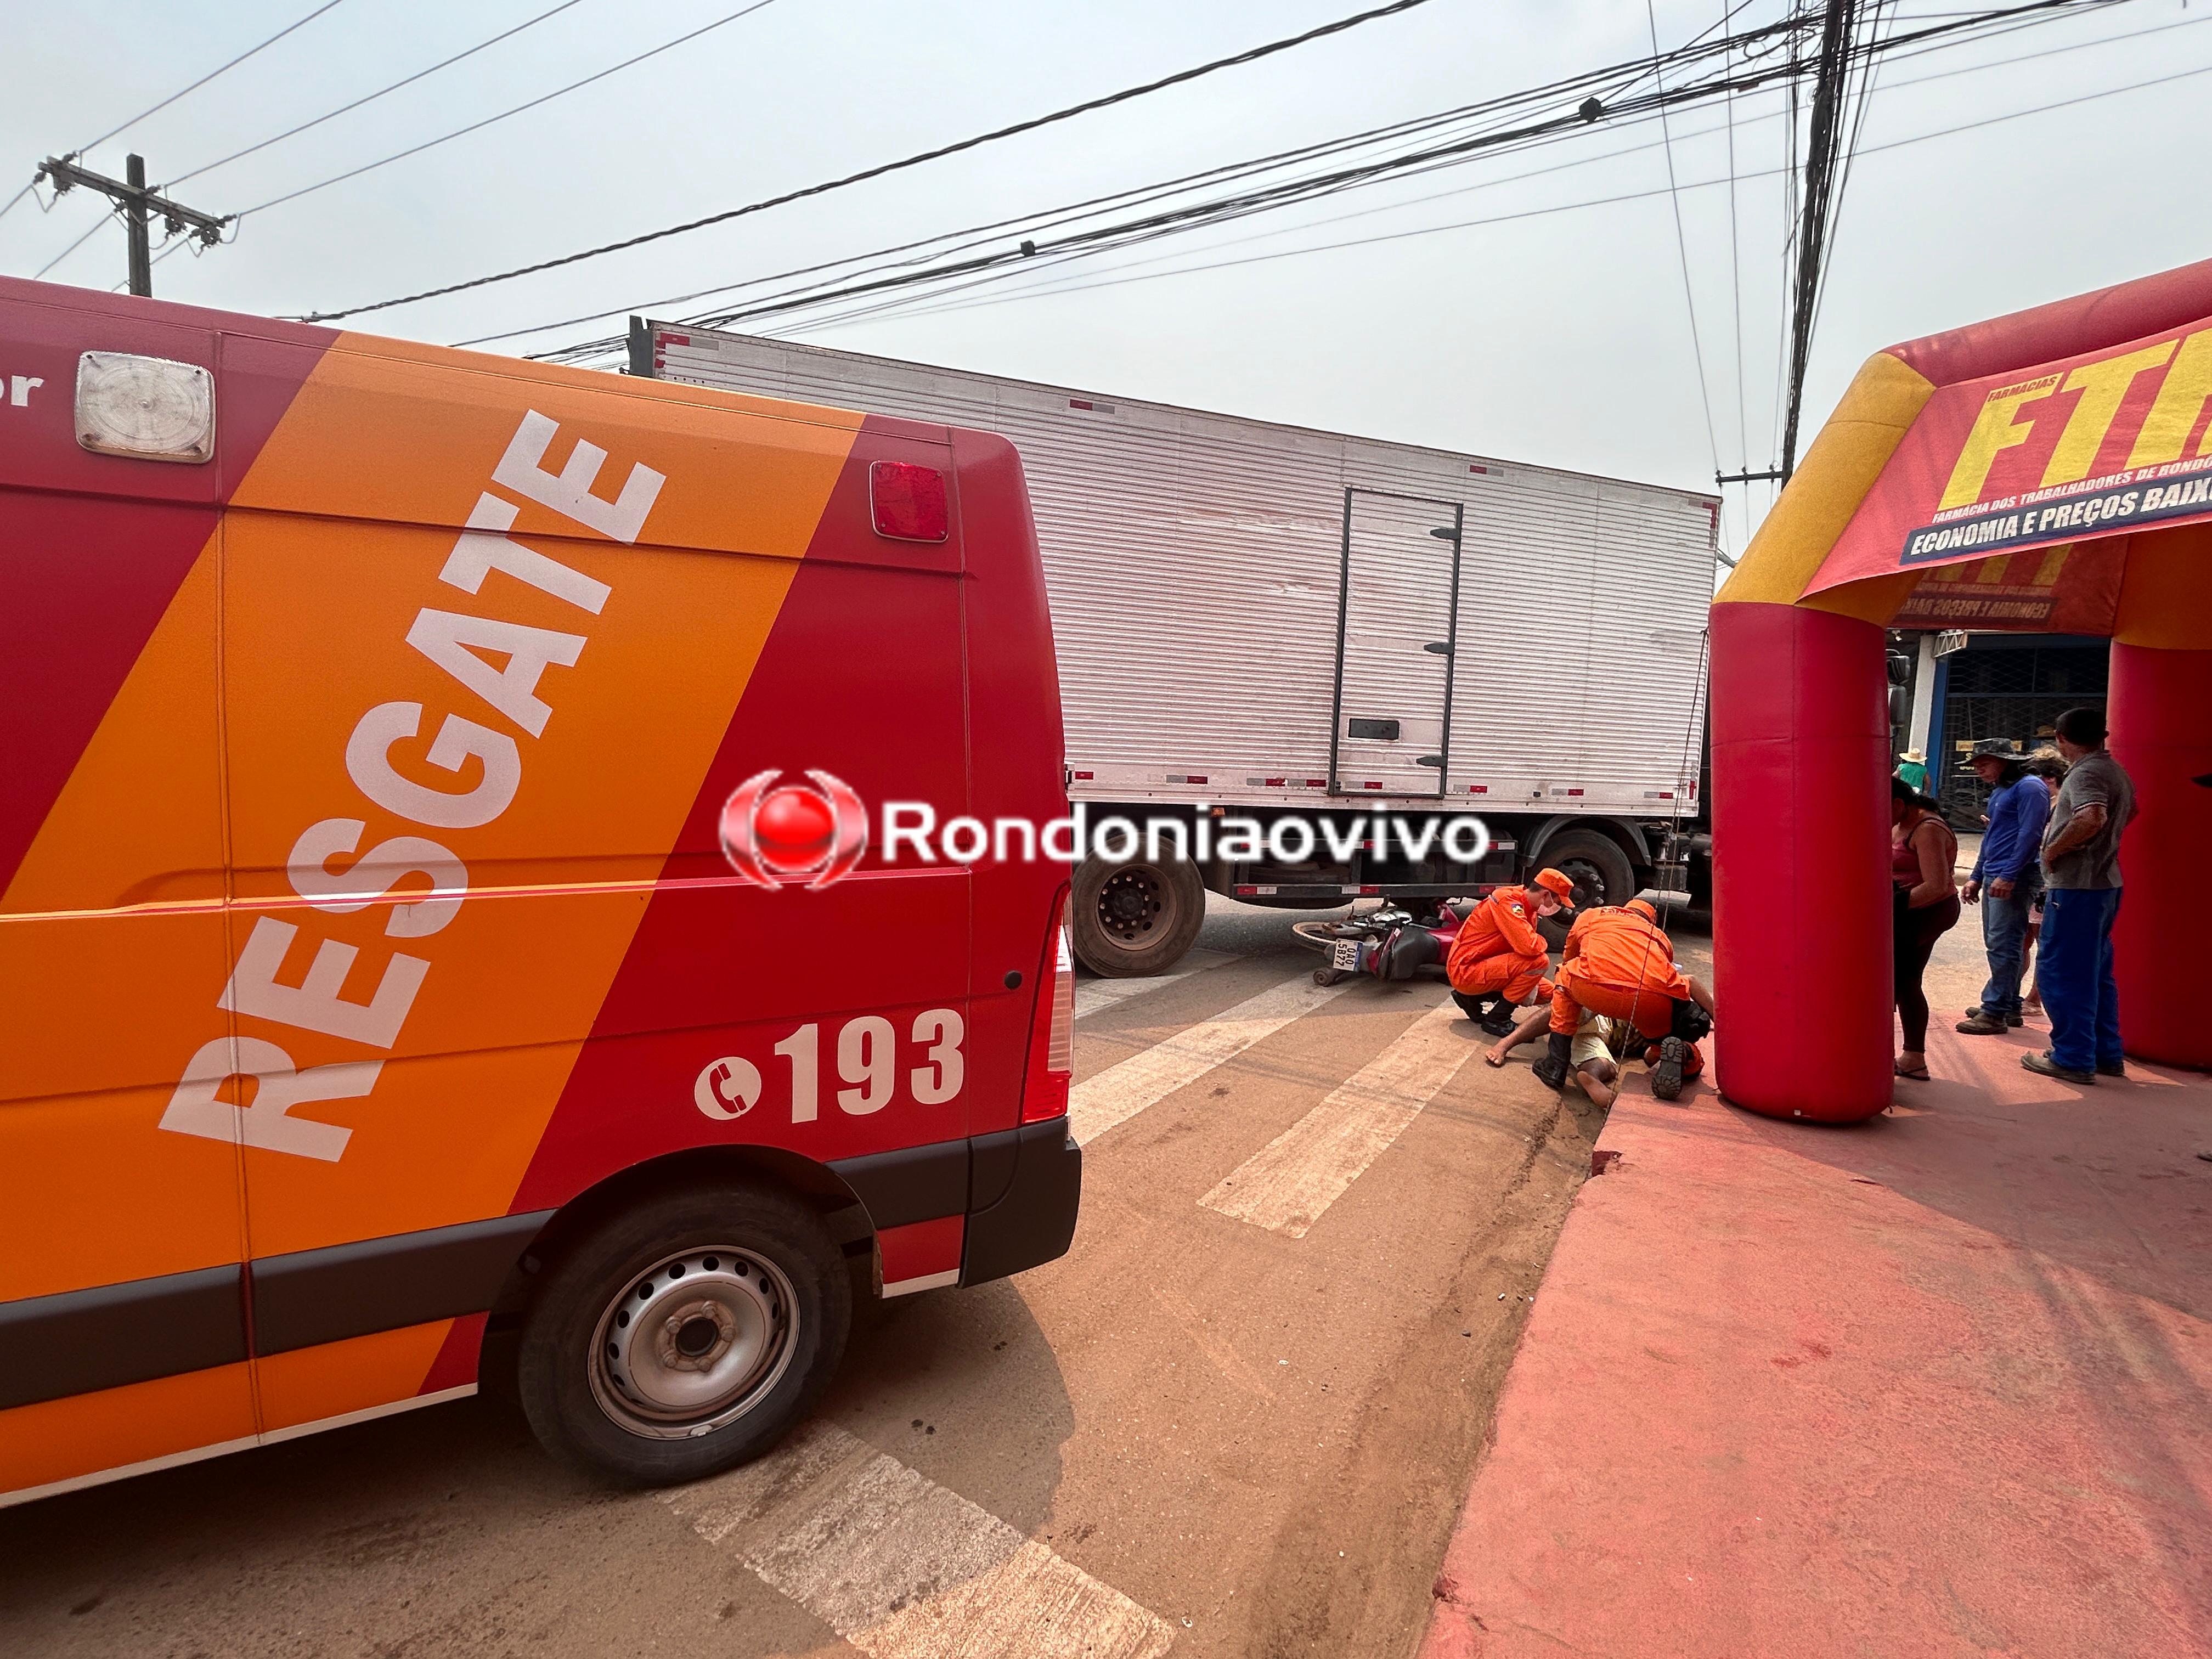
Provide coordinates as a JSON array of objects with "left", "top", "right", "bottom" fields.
[{"left": 1, "top": 896, "right": 1696, "bottom": 1659}]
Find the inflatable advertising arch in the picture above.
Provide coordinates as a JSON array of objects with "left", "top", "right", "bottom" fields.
[{"left": 1712, "top": 257, "right": 2212, "bottom": 1124}]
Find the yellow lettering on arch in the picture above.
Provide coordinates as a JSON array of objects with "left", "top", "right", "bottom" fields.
[
  {"left": 1939, "top": 377, "right": 2057, "bottom": 510},
  {"left": 2042, "top": 341, "right": 2178, "bottom": 487},
  {"left": 2125, "top": 326, "right": 2212, "bottom": 469}
]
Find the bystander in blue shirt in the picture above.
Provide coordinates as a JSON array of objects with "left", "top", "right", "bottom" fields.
[
  {"left": 1971, "top": 775, "right": 2050, "bottom": 888},
  {"left": 1959, "top": 757, "right": 2054, "bottom": 1032}
]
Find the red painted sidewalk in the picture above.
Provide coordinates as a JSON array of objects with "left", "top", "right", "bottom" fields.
[{"left": 1421, "top": 1014, "right": 2212, "bottom": 1658}]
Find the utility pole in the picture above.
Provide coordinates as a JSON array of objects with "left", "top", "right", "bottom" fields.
[
  {"left": 35, "top": 154, "right": 230, "bottom": 298},
  {"left": 1779, "top": 0, "right": 1856, "bottom": 481}
]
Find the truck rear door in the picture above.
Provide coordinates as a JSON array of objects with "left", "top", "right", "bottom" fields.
[{"left": 1329, "top": 488, "right": 1464, "bottom": 797}]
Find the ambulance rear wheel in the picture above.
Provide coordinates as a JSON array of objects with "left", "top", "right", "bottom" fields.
[
  {"left": 1071, "top": 854, "right": 1205, "bottom": 977},
  {"left": 517, "top": 1181, "right": 850, "bottom": 1486}
]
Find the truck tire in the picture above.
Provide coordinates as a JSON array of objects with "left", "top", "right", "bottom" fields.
[
  {"left": 1536, "top": 830, "right": 1636, "bottom": 913},
  {"left": 1071, "top": 853, "right": 1206, "bottom": 977},
  {"left": 516, "top": 1181, "right": 851, "bottom": 1486}
]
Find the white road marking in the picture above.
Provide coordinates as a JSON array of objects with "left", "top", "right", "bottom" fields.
[
  {"left": 1072, "top": 949, "right": 1233, "bottom": 1020},
  {"left": 664, "top": 1421, "right": 1175, "bottom": 1659},
  {"left": 1200, "top": 998, "right": 1478, "bottom": 1238},
  {"left": 1069, "top": 973, "right": 1354, "bottom": 1147}
]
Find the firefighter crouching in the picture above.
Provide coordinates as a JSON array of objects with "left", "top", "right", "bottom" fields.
[
  {"left": 1537, "top": 898, "right": 1717, "bottom": 1101},
  {"left": 1446, "top": 867, "right": 1575, "bottom": 1036}
]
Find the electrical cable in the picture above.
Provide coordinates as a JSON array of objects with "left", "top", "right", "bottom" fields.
[
  {"left": 75, "top": 0, "right": 351, "bottom": 155},
  {"left": 642, "top": 1, "right": 2103, "bottom": 337},
  {"left": 1808, "top": 0, "right": 1893, "bottom": 347},
  {"left": 464, "top": 101, "right": 1715, "bottom": 348},
  {"left": 485, "top": 12, "right": 1835, "bottom": 352},
  {"left": 33, "top": 210, "right": 115, "bottom": 281},
  {"left": 0, "top": 177, "right": 33, "bottom": 231},
  {"left": 518, "top": 0, "right": 2122, "bottom": 360},
  {"left": 289, "top": 0, "right": 1452, "bottom": 322},
  {"left": 619, "top": 0, "right": 2151, "bottom": 351},
  {"left": 763, "top": 51, "right": 2212, "bottom": 340},
  {"left": 1721, "top": 3, "right": 1752, "bottom": 555},
  {"left": 168, "top": 0, "right": 592, "bottom": 187},
  {"left": 236, "top": 0, "right": 788, "bottom": 217},
  {"left": 1647, "top": 0, "right": 1724, "bottom": 485}
]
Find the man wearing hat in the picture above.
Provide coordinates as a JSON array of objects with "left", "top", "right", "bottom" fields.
[
  {"left": 1447, "top": 867, "right": 1575, "bottom": 1036},
  {"left": 1894, "top": 749, "right": 1931, "bottom": 793},
  {"left": 1957, "top": 738, "right": 2050, "bottom": 1035}
]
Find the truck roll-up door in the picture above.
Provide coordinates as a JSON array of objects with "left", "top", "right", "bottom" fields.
[{"left": 1328, "top": 488, "right": 1463, "bottom": 799}]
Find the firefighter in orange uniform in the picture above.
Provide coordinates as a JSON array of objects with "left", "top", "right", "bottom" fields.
[
  {"left": 1447, "top": 867, "right": 1575, "bottom": 1035},
  {"left": 1535, "top": 897, "right": 1715, "bottom": 1100}
]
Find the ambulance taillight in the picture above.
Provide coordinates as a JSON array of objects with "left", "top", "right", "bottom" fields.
[{"left": 1022, "top": 891, "right": 1075, "bottom": 1124}]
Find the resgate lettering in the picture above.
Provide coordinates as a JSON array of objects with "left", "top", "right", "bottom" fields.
[{"left": 159, "top": 411, "right": 664, "bottom": 1161}]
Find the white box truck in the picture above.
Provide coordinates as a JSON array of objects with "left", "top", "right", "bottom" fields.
[{"left": 631, "top": 320, "right": 1716, "bottom": 977}]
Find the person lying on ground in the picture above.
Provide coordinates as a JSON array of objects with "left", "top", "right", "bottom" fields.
[
  {"left": 1483, "top": 1005, "right": 1623, "bottom": 1107},
  {"left": 1535, "top": 898, "right": 1713, "bottom": 1101}
]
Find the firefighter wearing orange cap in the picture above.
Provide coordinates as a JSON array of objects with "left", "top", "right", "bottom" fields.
[
  {"left": 1447, "top": 867, "right": 1575, "bottom": 1036},
  {"left": 1535, "top": 898, "right": 1716, "bottom": 1101}
]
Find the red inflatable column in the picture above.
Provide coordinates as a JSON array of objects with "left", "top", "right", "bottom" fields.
[
  {"left": 2108, "top": 641, "right": 2212, "bottom": 1069},
  {"left": 1709, "top": 600, "right": 1894, "bottom": 1122}
]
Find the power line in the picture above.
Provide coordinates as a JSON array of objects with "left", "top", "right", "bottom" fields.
[
  {"left": 34, "top": 211, "right": 114, "bottom": 281},
  {"left": 291, "top": 0, "right": 1447, "bottom": 323},
  {"left": 1721, "top": 2, "right": 1751, "bottom": 554},
  {"left": 531, "top": 0, "right": 2155, "bottom": 357},
  {"left": 230, "top": 0, "right": 793, "bottom": 217},
  {"left": 1647, "top": 0, "right": 1723, "bottom": 481},
  {"left": 479, "top": 43, "right": 1760, "bottom": 352},
  {"left": 1780, "top": 0, "right": 1857, "bottom": 481},
  {"left": 589, "top": 27, "right": 1833, "bottom": 342},
  {"left": 516, "top": 0, "right": 2124, "bottom": 362},
  {"left": 0, "top": 178, "right": 33, "bottom": 231},
  {"left": 634, "top": 1, "right": 2112, "bottom": 337},
  {"left": 757, "top": 50, "right": 2212, "bottom": 340},
  {"left": 77, "top": 0, "right": 352, "bottom": 155},
  {"left": 169, "top": 0, "right": 591, "bottom": 187}
]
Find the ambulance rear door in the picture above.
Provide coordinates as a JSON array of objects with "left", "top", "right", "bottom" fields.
[{"left": 0, "top": 290, "right": 255, "bottom": 1502}]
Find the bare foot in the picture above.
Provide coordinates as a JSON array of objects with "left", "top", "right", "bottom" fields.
[
  {"left": 1576, "top": 1070, "right": 1617, "bottom": 1108},
  {"left": 1483, "top": 1040, "right": 1513, "bottom": 1068}
]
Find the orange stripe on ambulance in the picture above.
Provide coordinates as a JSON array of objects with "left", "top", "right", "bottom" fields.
[{"left": 159, "top": 410, "right": 664, "bottom": 1162}]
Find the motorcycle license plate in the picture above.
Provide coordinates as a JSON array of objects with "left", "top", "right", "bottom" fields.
[{"left": 1333, "top": 939, "right": 1362, "bottom": 971}]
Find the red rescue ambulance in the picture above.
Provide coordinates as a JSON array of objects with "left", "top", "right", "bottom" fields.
[{"left": 0, "top": 275, "right": 1079, "bottom": 1503}]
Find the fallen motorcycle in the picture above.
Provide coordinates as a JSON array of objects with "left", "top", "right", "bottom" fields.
[{"left": 1292, "top": 902, "right": 1466, "bottom": 987}]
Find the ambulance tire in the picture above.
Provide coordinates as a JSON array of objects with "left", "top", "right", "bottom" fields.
[
  {"left": 517, "top": 1181, "right": 851, "bottom": 1486},
  {"left": 1071, "top": 854, "right": 1206, "bottom": 977}
]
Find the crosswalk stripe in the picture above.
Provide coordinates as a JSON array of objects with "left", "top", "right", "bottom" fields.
[
  {"left": 1069, "top": 972, "right": 1354, "bottom": 1148},
  {"left": 663, "top": 1421, "right": 1175, "bottom": 1659},
  {"left": 1071, "top": 949, "right": 1234, "bottom": 1020},
  {"left": 1199, "top": 997, "right": 1477, "bottom": 1238}
]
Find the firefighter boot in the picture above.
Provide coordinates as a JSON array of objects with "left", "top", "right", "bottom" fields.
[
  {"left": 1531, "top": 1031, "right": 1574, "bottom": 1091},
  {"left": 1651, "top": 1036, "right": 1688, "bottom": 1101},
  {"left": 1451, "top": 989, "right": 1491, "bottom": 1023}
]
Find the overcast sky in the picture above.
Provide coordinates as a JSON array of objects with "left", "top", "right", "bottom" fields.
[{"left": 3, "top": 0, "right": 2202, "bottom": 556}]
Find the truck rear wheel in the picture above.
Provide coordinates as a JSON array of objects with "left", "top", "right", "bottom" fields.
[
  {"left": 517, "top": 1181, "right": 850, "bottom": 1486},
  {"left": 1071, "top": 854, "right": 1206, "bottom": 977},
  {"left": 1537, "top": 830, "right": 1637, "bottom": 913}
]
